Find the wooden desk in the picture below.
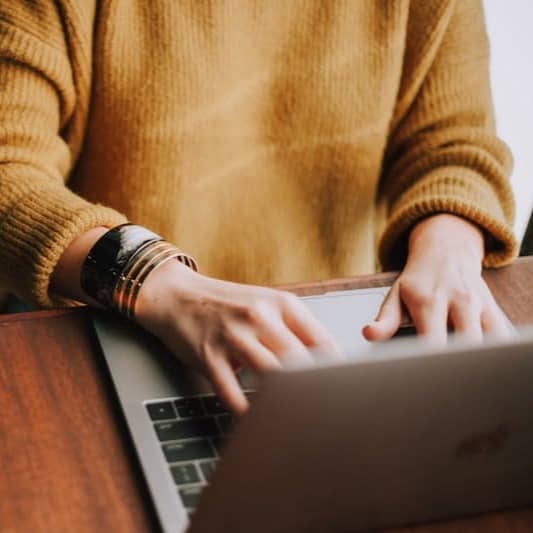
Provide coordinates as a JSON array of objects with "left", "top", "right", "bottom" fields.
[{"left": 1, "top": 257, "right": 533, "bottom": 533}]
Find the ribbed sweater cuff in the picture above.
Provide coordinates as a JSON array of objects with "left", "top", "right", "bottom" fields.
[
  {"left": 379, "top": 168, "right": 518, "bottom": 271},
  {"left": 0, "top": 178, "right": 127, "bottom": 308}
]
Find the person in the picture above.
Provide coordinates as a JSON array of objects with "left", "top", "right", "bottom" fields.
[{"left": 0, "top": 1, "right": 517, "bottom": 413}]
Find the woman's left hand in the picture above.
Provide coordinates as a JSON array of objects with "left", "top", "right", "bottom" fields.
[{"left": 363, "top": 213, "right": 511, "bottom": 343}]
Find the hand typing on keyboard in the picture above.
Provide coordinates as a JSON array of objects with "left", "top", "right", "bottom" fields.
[
  {"left": 135, "top": 261, "right": 341, "bottom": 414},
  {"left": 363, "top": 214, "right": 511, "bottom": 344}
]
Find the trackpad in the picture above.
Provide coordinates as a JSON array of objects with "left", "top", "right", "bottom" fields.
[{"left": 301, "top": 288, "right": 389, "bottom": 354}]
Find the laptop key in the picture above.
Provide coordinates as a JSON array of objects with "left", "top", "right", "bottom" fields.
[
  {"left": 155, "top": 417, "right": 219, "bottom": 442},
  {"left": 162, "top": 440, "right": 215, "bottom": 462},
  {"left": 170, "top": 463, "right": 200, "bottom": 485},
  {"left": 174, "top": 398, "right": 204, "bottom": 418},
  {"left": 146, "top": 401, "right": 176, "bottom": 421},
  {"left": 199, "top": 459, "right": 218, "bottom": 481},
  {"left": 202, "top": 395, "right": 228, "bottom": 415},
  {"left": 179, "top": 486, "right": 203, "bottom": 508}
]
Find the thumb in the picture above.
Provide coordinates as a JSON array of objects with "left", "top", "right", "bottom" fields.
[{"left": 363, "top": 283, "right": 403, "bottom": 341}]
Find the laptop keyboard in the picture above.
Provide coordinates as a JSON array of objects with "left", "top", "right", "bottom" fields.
[{"left": 145, "top": 392, "right": 253, "bottom": 515}]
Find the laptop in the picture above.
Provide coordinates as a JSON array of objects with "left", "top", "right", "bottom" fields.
[{"left": 91, "top": 287, "right": 533, "bottom": 532}]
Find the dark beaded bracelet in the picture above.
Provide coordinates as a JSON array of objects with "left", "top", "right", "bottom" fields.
[{"left": 80, "top": 224, "right": 162, "bottom": 308}]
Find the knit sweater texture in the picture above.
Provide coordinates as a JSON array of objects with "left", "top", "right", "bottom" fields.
[{"left": 0, "top": 0, "right": 517, "bottom": 307}]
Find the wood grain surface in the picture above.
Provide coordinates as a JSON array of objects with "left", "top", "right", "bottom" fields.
[
  {"left": 0, "top": 310, "right": 159, "bottom": 533},
  {"left": 0, "top": 257, "right": 532, "bottom": 532}
]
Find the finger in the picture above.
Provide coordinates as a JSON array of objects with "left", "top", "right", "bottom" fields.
[
  {"left": 258, "top": 318, "right": 314, "bottom": 366},
  {"left": 479, "top": 280, "right": 513, "bottom": 337},
  {"left": 280, "top": 294, "right": 342, "bottom": 358},
  {"left": 207, "top": 357, "right": 248, "bottom": 415},
  {"left": 448, "top": 300, "right": 483, "bottom": 341},
  {"left": 481, "top": 303, "right": 513, "bottom": 338},
  {"left": 363, "top": 283, "right": 403, "bottom": 341},
  {"left": 405, "top": 291, "right": 448, "bottom": 344},
  {"left": 226, "top": 328, "right": 282, "bottom": 372}
]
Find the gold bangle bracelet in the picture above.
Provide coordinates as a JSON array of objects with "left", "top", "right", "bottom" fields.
[
  {"left": 125, "top": 252, "right": 181, "bottom": 319},
  {"left": 112, "top": 240, "right": 198, "bottom": 319},
  {"left": 122, "top": 246, "right": 179, "bottom": 319},
  {"left": 115, "top": 243, "right": 176, "bottom": 316},
  {"left": 114, "top": 241, "right": 172, "bottom": 314}
]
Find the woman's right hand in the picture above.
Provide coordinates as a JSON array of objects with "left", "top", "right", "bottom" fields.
[
  {"left": 135, "top": 260, "right": 340, "bottom": 414},
  {"left": 50, "top": 226, "right": 340, "bottom": 415}
]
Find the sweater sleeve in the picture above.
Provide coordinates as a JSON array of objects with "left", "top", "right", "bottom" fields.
[
  {"left": 377, "top": 0, "right": 517, "bottom": 271},
  {"left": 0, "top": 9, "right": 126, "bottom": 308}
]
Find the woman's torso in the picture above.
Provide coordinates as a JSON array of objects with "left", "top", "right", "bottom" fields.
[{"left": 70, "top": 1, "right": 410, "bottom": 284}]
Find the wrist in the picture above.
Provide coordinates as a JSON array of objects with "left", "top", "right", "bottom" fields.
[
  {"left": 50, "top": 226, "right": 109, "bottom": 304},
  {"left": 78, "top": 224, "right": 198, "bottom": 318},
  {"left": 408, "top": 214, "right": 484, "bottom": 264},
  {"left": 134, "top": 259, "right": 205, "bottom": 330}
]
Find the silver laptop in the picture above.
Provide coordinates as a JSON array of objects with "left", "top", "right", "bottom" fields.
[{"left": 91, "top": 288, "right": 533, "bottom": 532}]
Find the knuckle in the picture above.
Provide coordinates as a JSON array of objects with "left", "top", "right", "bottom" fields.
[
  {"left": 245, "top": 299, "right": 273, "bottom": 324},
  {"left": 398, "top": 276, "right": 417, "bottom": 293},
  {"left": 398, "top": 277, "right": 415, "bottom": 296},
  {"left": 277, "top": 290, "right": 300, "bottom": 307},
  {"left": 412, "top": 291, "right": 434, "bottom": 307},
  {"left": 399, "top": 281, "right": 434, "bottom": 307},
  {"left": 451, "top": 286, "right": 474, "bottom": 305}
]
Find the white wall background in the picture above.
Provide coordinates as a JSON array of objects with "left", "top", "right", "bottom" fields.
[{"left": 484, "top": 0, "right": 533, "bottom": 242}]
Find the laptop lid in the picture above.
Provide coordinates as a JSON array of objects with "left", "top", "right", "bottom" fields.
[{"left": 189, "top": 331, "right": 533, "bottom": 532}]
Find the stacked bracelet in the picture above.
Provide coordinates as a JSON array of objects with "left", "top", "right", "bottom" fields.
[
  {"left": 113, "top": 240, "right": 196, "bottom": 319},
  {"left": 80, "top": 224, "right": 198, "bottom": 319}
]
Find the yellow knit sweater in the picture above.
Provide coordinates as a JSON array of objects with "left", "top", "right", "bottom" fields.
[{"left": 0, "top": 0, "right": 517, "bottom": 308}]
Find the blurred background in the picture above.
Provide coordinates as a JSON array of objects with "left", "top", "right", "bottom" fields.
[{"left": 484, "top": 0, "right": 533, "bottom": 241}]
